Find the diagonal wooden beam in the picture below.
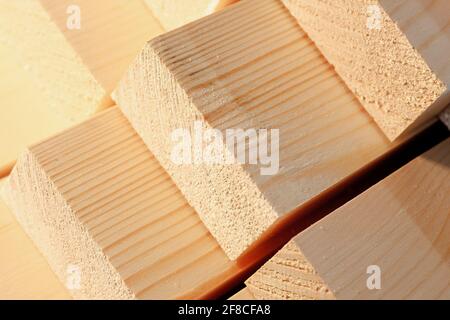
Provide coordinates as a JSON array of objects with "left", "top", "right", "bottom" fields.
[
  {"left": 2, "top": 107, "right": 248, "bottom": 299},
  {"left": 114, "top": 0, "right": 400, "bottom": 259},
  {"left": 246, "top": 138, "right": 450, "bottom": 299},
  {"left": 0, "top": 0, "right": 163, "bottom": 176},
  {"left": 282, "top": 0, "right": 450, "bottom": 141}
]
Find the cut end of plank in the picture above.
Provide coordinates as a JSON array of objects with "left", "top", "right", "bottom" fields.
[
  {"left": 0, "top": 0, "right": 164, "bottom": 171},
  {"left": 245, "top": 241, "right": 334, "bottom": 300},
  {"left": 114, "top": 0, "right": 390, "bottom": 260},
  {"left": 282, "top": 0, "right": 449, "bottom": 141},
  {"left": 247, "top": 138, "right": 450, "bottom": 300},
  {"left": 2, "top": 107, "right": 236, "bottom": 299},
  {"left": 3, "top": 149, "right": 136, "bottom": 299}
]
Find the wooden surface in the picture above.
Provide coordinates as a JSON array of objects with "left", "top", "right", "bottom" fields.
[
  {"left": 0, "top": 44, "right": 74, "bottom": 177},
  {"left": 246, "top": 241, "right": 333, "bottom": 300},
  {"left": 145, "top": 0, "right": 238, "bottom": 30},
  {"left": 282, "top": 0, "right": 449, "bottom": 141},
  {"left": 246, "top": 138, "right": 450, "bottom": 299},
  {"left": 1, "top": 0, "right": 447, "bottom": 300},
  {"left": 229, "top": 287, "right": 255, "bottom": 300},
  {"left": 0, "top": 0, "right": 163, "bottom": 175},
  {"left": 114, "top": 0, "right": 392, "bottom": 259},
  {"left": 39, "top": 0, "right": 164, "bottom": 94},
  {"left": 2, "top": 107, "right": 245, "bottom": 299},
  {"left": 380, "top": 0, "right": 450, "bottom": 87},
  {"left": 0, "top": 178, "right": 70, "bottom": 299}
]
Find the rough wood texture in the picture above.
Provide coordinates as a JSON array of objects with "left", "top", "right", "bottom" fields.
[
  {"left": 0, "top": 178, "right": 70, "bottom": 299},
  {"left": 2, "top": 107, "right": 238, "bottom": 300},
  {"left": 145, "top": 0, "right": 239, "bottom": 30},
  {"left": 282, "top": 0, "right": 450, "bottom": 141},
  {"left": 114, "top": 0, "right": 392, "bottom": 259},
  {"left": 246, "top": 138, "right": 450, "bottom": 300},
  {"left": 0, "top": 0, "right": 163, "bottom": 174},
  {"left": 246, "top": 241, "right": 333, "bottom": 300}
]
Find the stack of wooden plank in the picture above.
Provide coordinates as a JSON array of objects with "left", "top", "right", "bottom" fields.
[
  {"left": 0, "top": 0, "right": 237, "bottom": 299},
  {"left": 0, "top": 0, "right": 448, "bottom": 299}
]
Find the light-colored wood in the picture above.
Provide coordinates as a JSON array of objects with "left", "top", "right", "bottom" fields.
[
  {"left": 38, "top": 0, "right": 164, "bottom": 94},
  {"left": 282, "top": 0, "right": 450, "bottom": 141},
  {"left": 2, "top": 107, "right": 239, "bottom": 300},
  {"left": 0, "top": 45, "right": 74, "bottom": 177},
  {"left": 114, "top": 0, "right": 392, "bottom": 259},
  {"left": 145, "top": 0, "right": 239, "bottom": 30},
  {"left": 246, "top": 138, "right": 450, "bottom": 300},
  {"left": 229, "top": 287, "right": 255, "bottom": 300},
  {"left": 0, "top": 0, "right": 163, "bottom": 175},
  {"left": 0, "top": 178, "right": 70, "bottom": 299},
  {"left": 246, "top": 241, "right": 334, "bottom": 300}
]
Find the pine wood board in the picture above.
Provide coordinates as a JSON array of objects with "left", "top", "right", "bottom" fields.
[
  {"left": 0, "top": 0, "right": 163, "bottom": 176},
  {"left": 246, "top": 138, "right": 450, "bottom": 300},
  {"left": 2, "top": 107, "right": 246, "bottom": 300},
  {"left": 282, "top": 0, "right": 450, "bottom": 140},
  {"left": 114, "top": 0, "right": 394, "bottom": 259},
  {"left": 39, "top": 0, "right": 164, "bottom": 94},
  {"left": 0, "top": 45, "right": 74, "bottom": 179},
  {"left": 0, "top": 178, "right": 70, "bottom": 299}
]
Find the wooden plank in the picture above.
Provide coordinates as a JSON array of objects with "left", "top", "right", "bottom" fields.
[
  {"left": 113, "top": 0, "right": 394, "bottom": 259},
  {"left": 246, "top": 138, "right": 450, "bottom": 300},
  {"left": 246, "top": 241, "right": 334, "bottom": 300},
  {"left": 2, "top": 107, "right": 245, "bottom": 300},
  {"left": 282, "top": 0, "right": 450, "bottom": 141},
  {"left": 0, "top": 0, "right": 163, "bottom": 175},
  {"left": 145, "top": 0, "right": 239, "bottom": 30},
  {"left": 0, "top": 178, "right": 70, "bottom": 299},
  {"left": 0, "top": 45, "right": 74, "bottom": 178}
]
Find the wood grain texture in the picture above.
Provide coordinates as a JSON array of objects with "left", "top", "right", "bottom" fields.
[
  {"left": 380, "top": 0, "right": 450, "bottom": 87},
  {"left": 0, "top": 0, "right": 163, "bottom": 175},
  {"left": 246, "top": 241, "right": 333, "bottom": 300},
  {"left": 145, "top": 0, "right": 239, "bottom": 30},
  {"left": 114, "top": 0, "right": 392, "bottom": 259},
  {"left": 39, "top": 0, "right": 164, "bottom": 94},
  {"left": 2, "top": 107, "right": 238, "bottom": 300},
  {"left": 246, "top": 138, "right": 450, "bottom": 300},
  {"left": 282, "top": 0, "right": 450, "bottom": 141},
  {"left": 0, "top": 178, "right": 70, "bottom": 299}
]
